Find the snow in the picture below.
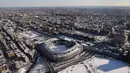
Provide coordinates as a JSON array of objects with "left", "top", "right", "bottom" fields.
[
  {"left": 94, "top": 36, "right": 107, "bottom": 42},
  {"left": 88, "top": 55, "right": 130, "bottom": 73},
  {"left": 30, "top": 57, "right": 49, "bottom": 73},
  {"left": 58, "top": 54, "right": 130, "bottom": 73},
  {"left": 49, "top": 44, "right": 67, "bottom": 53},
  {"left": 58, "top": 35, "right": 73, "bottom": 41},
  {"left": 18, "top": 57, "right": 49, "bottom": 73},
  {"left": 18, "top": 64, "right": 32, "bottom": 73},
  {"left": 58, "top": 64, "right": 90, "bottom": 73},
  {"left": 19, "top": 31, "right": 39, "bottom": 39},
  {"left": 18, "top": 68, "right": 27, "bottom": 73}
]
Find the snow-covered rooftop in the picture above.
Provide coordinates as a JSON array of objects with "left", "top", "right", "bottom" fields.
[{"left": 18, "top": 31, "right": 40, "bottom": 39}]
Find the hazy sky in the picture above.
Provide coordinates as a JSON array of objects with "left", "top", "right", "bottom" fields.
[{"left": 0, "top": 0, "right": 130, "bottom": 7}]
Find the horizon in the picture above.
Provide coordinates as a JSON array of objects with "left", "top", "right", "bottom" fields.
[
  {"left": 0, "top": 0, "right": 130, "bottom": 7},
  {"left": 0, "top": 6, "right": 130, "bottom": 8}
]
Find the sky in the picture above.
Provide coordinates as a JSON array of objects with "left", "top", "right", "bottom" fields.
[{"left": 0, "top": 0, "right": 130, "bottom": 7}]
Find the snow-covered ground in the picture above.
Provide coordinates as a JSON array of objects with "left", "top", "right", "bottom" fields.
[
  {"left": 29, "top": 57, "right": 49, "bottom": 73},
  {"left": 49, "top": 44, "right": 68, "bottom": 53},
  {"left": 58, "top": 63, "right": 95, "bottom": 73},
  {"left": 18, "top": 57, "right": 49, "bottom": 73},
  {"left": 59, "top": 54, "right": 130, "bottom": 73}
]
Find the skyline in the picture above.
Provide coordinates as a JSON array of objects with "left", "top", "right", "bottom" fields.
[{"left": 0, "top": 0, "right": 130, "bottom": 7}]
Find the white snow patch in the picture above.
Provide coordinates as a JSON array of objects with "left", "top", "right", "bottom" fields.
[
  {"left": 58, "top": 64, "right": 90, "bottom": 73},
  {"left": 19, "top": 31, "right": 40, "bottom": 39},
  {"left": 88, "top": 55, "right": 130, "bottom": 73},
  {"left": 49, "top": 44, "right": 67, "bottom": 53}
]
